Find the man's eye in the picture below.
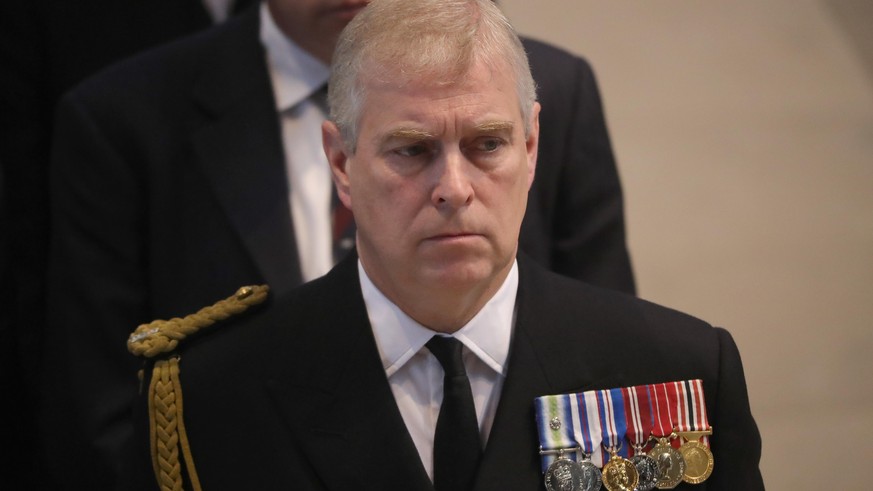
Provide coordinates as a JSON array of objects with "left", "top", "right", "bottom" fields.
[
  {"left": 395, "top": 144, "right": 429, "bottom": 158},
  {"left": 476, "top": 137, "right": 503, "bottom": 152}
]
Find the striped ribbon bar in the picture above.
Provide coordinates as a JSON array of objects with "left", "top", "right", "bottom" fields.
[
  {"left": 535, "top": 394, "right": 579, "bottom": 472},
  {"left": 675, "top": 379, "right": 711, "bottom": 447},
  {"left": 534, "top": 381, "right": 711, "bottom": 472},
  {"left": 663, "top": 382, "right": 686, "bottom": 449},
  {"left": 621, "top": 384, "right": 655, "bottom": 456},
  {"left": 650, "top": 382, "right": 674, "bottom": 441},
  {"left": 535, "top": 391, "right": 606, "bottom": 471},
  {"left": 577, "top": 390, "right": 605, "bottom": 466},
  {"left": 596, "top": 388, "right": 631, "bottom": 460}
]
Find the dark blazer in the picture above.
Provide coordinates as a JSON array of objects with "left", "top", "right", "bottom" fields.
[
  {"left": 521, "top": 38, "right": 633, "bottom": 292},
  {"left": 42, "top": 5, "right": 634, "bottom": 488},
  {"left": 1, "top": 1, "right": 239, "bottom": 487},
  {"left": 123, "top": 253, "right": 762, "bottom": 490},
  {"left": 42, "top": 7, "right": 286, "bottom": 488}
]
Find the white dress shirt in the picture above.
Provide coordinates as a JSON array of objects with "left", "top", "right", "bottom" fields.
[
  {"left": 260, "top": 4, "right": 333, "bottom": 282},
  {"left": 360, "top": 260, "right": 518, "bottom": 479},
  {"left": 202, "top": 0, "right": 235, "bottom": 23}
]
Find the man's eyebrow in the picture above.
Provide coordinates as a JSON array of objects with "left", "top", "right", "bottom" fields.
[
  {"left": 378, "top": 121, "right": 513, "bottom": 144},
  {"left": 474, "top": 121, "right": 514, "bottom": 132},
  {"left": 385, "top": 128, "right": 436, "bottom": 140}
]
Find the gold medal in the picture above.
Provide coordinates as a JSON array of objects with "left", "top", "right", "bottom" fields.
[
  {"left": 677, "top": 429, "right": 714, "bottom": 484},
  {"left": 648, "top": 436, "right": 685, "bottom": 489},
  {"left": 601, "top": 447, "right": 639, "bottom": 491}
]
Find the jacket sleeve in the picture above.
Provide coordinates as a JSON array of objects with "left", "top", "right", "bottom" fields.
[
  {"left": 41, "top": 90, "right": 148, "bottom": 490},
  {"left": 708, "top": 327, "right": 765, "bottom": 489}
]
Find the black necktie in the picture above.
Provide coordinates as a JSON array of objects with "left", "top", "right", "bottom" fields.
[
  {"left": 231, "top": 0, "right": 256, "bottom": 15},
  {"left": 426, "top": 336, "right": 482, "bottom": 491}
]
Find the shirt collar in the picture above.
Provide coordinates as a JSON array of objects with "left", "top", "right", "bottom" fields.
[
  {"left": 360, "top": 260, "right": 518, "bottom": 378},
  {"left": 259, "top": 2, "right": 330, "bottom": 112}
]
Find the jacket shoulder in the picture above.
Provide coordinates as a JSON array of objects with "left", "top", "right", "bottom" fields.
[
  {"left": 518, "top": 256, "right": 719, "bottom": 368},
  {"left": 64, "top": 7, "right": 260, "bottom": 104},
  {"left": 127, "top": 285, "right": 270, "bottom": 360},
  {"left": 521, "top": 36, "right": 595, "bottom": 82}
]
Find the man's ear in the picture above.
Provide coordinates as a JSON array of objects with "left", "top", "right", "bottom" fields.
[
  {"left": 322, "top": 120, "right": 353, "bottom": 209},
  {"left": 525, "top": 102, "right": 541, "bottom": 189}
]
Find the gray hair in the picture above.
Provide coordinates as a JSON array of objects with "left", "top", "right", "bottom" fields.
[{"left": 327, "top": 0, "right": 538, "bottom": 151}]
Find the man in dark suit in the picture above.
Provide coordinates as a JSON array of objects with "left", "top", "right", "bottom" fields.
[
  {"left": 1, "top": 1, "right": 250, "bottom": 487},
  {"left": 43, "top": 0, "right": 633, "bottom": 487},
  {"left": 123, "top": 0, "right": 762, "bottom": 489}
]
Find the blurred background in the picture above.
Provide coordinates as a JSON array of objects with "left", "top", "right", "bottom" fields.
[{"left": 500, "top": 0, "right": 873, "bottom": 489}]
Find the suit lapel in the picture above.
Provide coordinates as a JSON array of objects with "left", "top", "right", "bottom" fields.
[
  {"left": 474, "top": 255, "right": 631, "bottom": 490},
  {"left": 190, "top": 9, "right": 302, "bottom": 294},
  {"left": 264, "top": 256, "right": 433, "bottom": 491},
  {"left": 474, "top": 315, "right": 550, "bottom": 491}
]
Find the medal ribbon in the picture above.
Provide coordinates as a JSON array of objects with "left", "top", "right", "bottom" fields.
[
  {"left": 534, "top": 394, "right": 578, "bottom": 472},
  {"left": 534, "top": 381, "right": 709, "bottom": 470},
  {"left": 650, "top": 382, "right": 673, "bottom": 439},
  {"left": 596, "top": 388, "right": 630, "bottom": 460},
  {"left": 577, "top": 391, "right": 605, "bottom": 465},
  {"left": 678, "top": 379, "right": 711, "bottom": 447},
  {"left": 663, "top": 381, "right": 684, "bottom": 449},
  {"left": 621, "top": 384, "right": 654, "bottom": 456}
]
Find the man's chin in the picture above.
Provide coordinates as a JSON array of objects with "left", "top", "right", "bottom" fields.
[{"left": 418, "top": 257, "right": 507, "bottom": 290}]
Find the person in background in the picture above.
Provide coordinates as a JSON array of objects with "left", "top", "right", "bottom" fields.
[{"left": 0, "top": 2, "right": 249, "bottom": 488}]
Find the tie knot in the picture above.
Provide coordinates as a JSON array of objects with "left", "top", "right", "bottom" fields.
[{"left": 426, "top": 336, "right": 467, "bottom": 378}]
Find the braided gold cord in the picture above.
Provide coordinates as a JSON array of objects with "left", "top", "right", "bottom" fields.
[
  {"left": 129, "top": 285, "right": 269, "bottom": 358},
  {"left": 147, "top": 358, "right": 203, "bottom": 491},
  {"left": 139, "top": 285, "right": 266, "bottom": 490},
  {"left": 175, "top": 359, "right": 202, "bottom": 491},
  {"left": 149, "top": 359, "right": 182, "bottom": 491}
]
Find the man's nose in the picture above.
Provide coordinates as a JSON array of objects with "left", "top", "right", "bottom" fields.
[{"left": 431, "top": 150, "right": 474, "bottom": 209}]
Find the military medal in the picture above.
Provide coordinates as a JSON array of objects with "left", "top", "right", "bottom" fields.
[
  {"left": 536, "top": 395, "right": 588, "bottom": 491},
  {"left": 535, "top": 393, "right": 603, "bottom": 491},
  {"left": 630, "top": 453, "right": 662, "bottom": 491},
  {"left": 650, "top": 383, "right": 685, "bottom": 489},
  {"left": 674, "top": 380, "right": 714, "bottom": 484},
  {"left": 621, "top": 385, "right": 660, "bottom": 491},
  {"left": 648, "top": 437, "right": 684, "bottom": 490},
  {"left": 574, "top": 459, "right": 603, "bottom": 491},
  {"left": 540, "top": 446, "right": 602, "bottom": 491},
  {"left": 677, "top": 434, "right": 714, "bottom": 484},
  {"left": 603, "top": 446, "right": 639, "bottom": 491},
  {"left": 542, "top": 450, "right": 586, "bottom": 491},
  {"left": 535, "top": 380, "right": 715, "bottom": 491},
  {"left": 597, "top": 389, "right": 639, "bottom": 491}
]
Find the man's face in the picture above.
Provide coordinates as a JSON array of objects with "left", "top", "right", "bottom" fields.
[
  {"left": 267, "top": 0, "right": 369, "bottom": 63},
  {"left": 325, "top": 59, "right": 539, "bottom": 311}
]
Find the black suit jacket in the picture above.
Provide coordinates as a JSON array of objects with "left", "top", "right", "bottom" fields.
[
  {"left": 1, "top": 1, "right": 240, "bottom": 487},
  {"left": 123, "top": 253, "right": 762, "bottom": 490},
  {"left": 41, "top": 7, "right": 290, "bottom": 488},
  {"left": 43, "top": 5, "right": 634, "bottom": 488}
]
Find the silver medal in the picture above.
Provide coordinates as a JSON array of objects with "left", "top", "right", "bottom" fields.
[
  {"left": 544, "top": 458, "right": 585, "bottom": 491},
  {"left": 577, "top": 459, "right": 603, "bottom": 491},
  {"left": 630, "top": 454, "right": 661, "bottom": 491}
]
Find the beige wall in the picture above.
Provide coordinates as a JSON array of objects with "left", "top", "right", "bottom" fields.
[{"left": 499, "top": 1, "right": 873, "bottom": 489}]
